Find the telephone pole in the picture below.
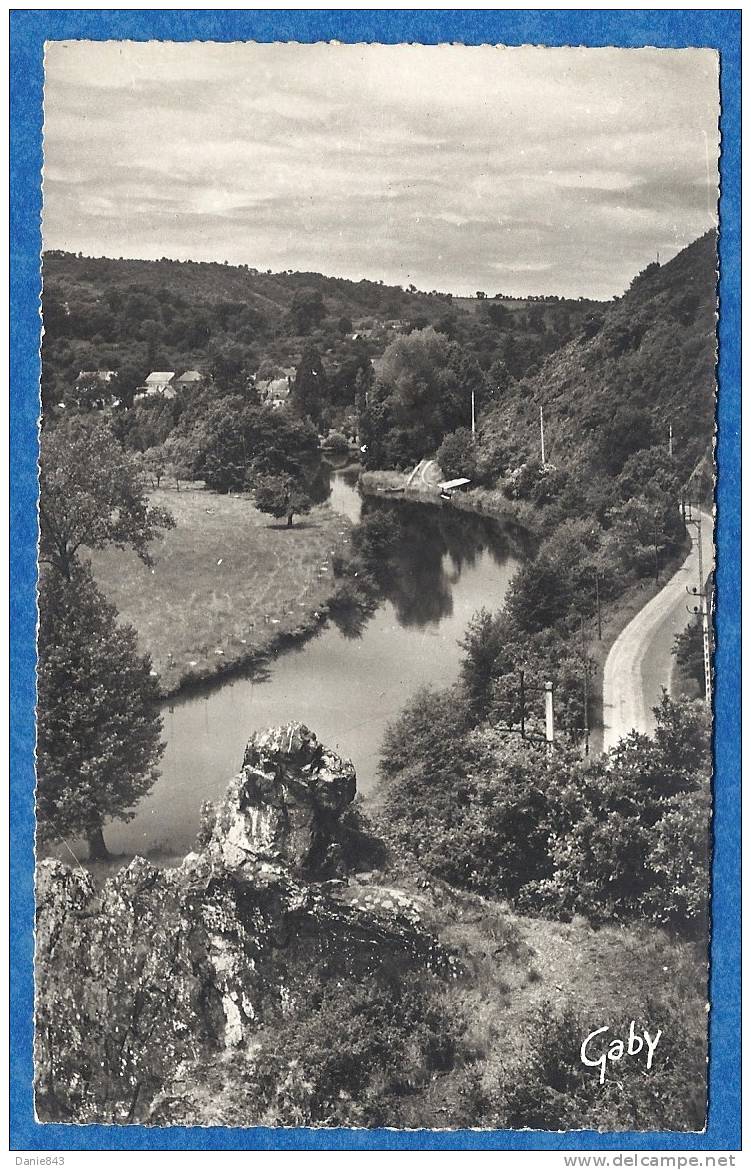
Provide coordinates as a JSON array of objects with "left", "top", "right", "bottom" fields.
[
  {"left": 544, "top": 682, "right": 555, "bottom": 752},
  {"left": 685, "top": 505, "right": 712, "bottom": 708},
  {"left": 539, "top": 405, "right": 546, "bottom": 466},
  {"left": 471, "top": 388, "right": 476, "bottom": 438}
]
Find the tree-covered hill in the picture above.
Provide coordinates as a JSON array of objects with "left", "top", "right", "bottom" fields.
[
  {"left": 40, "top": 249, "right": 603, "bottom": 424},
  {"left": 480, "top": 230, "right": 717, "bottom": 487}
]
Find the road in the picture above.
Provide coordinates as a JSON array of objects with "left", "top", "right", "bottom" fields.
[
  {"left": 601, "top": 510, "right": 714, "bottom": 752},
  {"left": 406, "top": 458, "right": 442, "bottom": 489}
]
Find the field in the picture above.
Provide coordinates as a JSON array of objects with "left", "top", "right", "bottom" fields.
[{"left": 88, "top": 485, "right": 351, "bottom": 695}]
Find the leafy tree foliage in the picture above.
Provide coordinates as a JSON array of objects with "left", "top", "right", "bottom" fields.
[
  {"left": 39, "top": 416, "right": 175, "bottom": 579},
  {"left": 287, "top": 287, "right": 326, "bottom": 335},
  {"left": 673, "top": 612, "right": 713, "bottom": 693},
  {"left": 436, "top": 427, "right": 478, "bottom": 481},
  {"left": 379, "top": 694, "right": 710, "bottom": 932},
  {"left": 360, "top": 328, "right": 490, "bottom": 466},
  {"left": 253, "top": 473, "right": 314, "bottom": 527},
  {"left": 290, "top": 345, "right": 327, "bottom": 429},
  {"left": 36, "top": 563, "right": 164, "bottom": 859}
]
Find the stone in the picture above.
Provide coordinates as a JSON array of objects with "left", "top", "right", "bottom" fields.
[
  {"left": 34, "top": 724, "right": 451, "bottom": 1126},
  {"left": 207, "top": 722, "right": 356, "bottom": 878}
]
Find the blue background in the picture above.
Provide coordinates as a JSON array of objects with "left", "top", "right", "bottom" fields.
[{"left": 10, "top": 8, "right": 741, "bottom": 1152}]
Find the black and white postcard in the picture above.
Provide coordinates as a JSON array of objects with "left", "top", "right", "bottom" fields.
[{"left": 9, "top": 13, "right": 741, "bottom": 1155}]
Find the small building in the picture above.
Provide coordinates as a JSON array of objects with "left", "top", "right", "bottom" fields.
[
  {"left": 256, "top": 367, "right": 295, "bottom": 410},
  {"left": 75, "top": 369, "right": 116, "bottom": 385},
  {"left": 438, "top": 477, "right": 471, "bottom": 500},
  {"left": 175, "top": 369, "right": 204, "bottom": 389},
  {"left": 135, "top": 371, "right": 176, "bottom": 402}
]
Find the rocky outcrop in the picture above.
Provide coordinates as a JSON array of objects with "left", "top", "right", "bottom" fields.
[
  {"left": 201, "top": 722, "right": 356, "bottom": 879},
  {"left": 34, "top": 724, "right": 454, "bottom": 1125}
]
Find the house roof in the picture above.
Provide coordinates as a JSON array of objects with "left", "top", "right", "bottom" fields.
[
  {"left": 145, "top": 371, "right": 175, "bottom": 384},
  {"left": 438, "top": 478, "right": 471, "bottom": 490},
  {"left": 176, "top": 370, "right": 203, "bottom": 382},
  {"left": 76, "top": 370, "right": 116, "bottom": 382}
]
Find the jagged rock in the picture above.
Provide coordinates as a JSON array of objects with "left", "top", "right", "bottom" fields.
[
  {"left": 34, "top": 725, "right": 451, "bottom": 1125},
  {"left": 205, "top": 722, "right": 356, "bottom": 879}
]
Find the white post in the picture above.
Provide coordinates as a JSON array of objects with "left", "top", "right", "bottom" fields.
[
  {"left": 701, "top": 606, "right": 712, "bottom": 709},
  {"left": 540, "top": 405, "right": 546, "bottom": 466},
  {"left": 471, "top": 389, "right": 476, "bottom": 438},
  {"left": 693, "top": 509, "right": 711, "bottom": 708},
  {"left": 544, "top": 681, "right": 554, "bottom": 749},
  {"left": 669, "top": 423, "right": 673, "bottom": 459}
]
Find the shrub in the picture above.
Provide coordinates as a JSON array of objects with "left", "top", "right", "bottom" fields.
[
  {"left": 483, "top": 998, "right": 706, "bottom": 1131},
  {"left": 247, "top": 974, "right": 462, "bottom": 1127}
]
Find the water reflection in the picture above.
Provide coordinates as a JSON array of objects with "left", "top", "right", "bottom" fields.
[
  {"left": 335, "top": 496, "right": 516, "bottom": 631},
  {"left": 70, "top": 470, "right": 522, "bottom": 859}
]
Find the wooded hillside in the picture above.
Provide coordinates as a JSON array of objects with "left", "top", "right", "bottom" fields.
[{"left": 480, "top": 231, "right": 717, "bottom": 486}]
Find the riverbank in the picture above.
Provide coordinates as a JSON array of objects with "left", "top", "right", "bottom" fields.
[
  {"left": 360, "top": 468, "right": 540, "bottom": 536},
  {"left": 89, "top": 485, "right": 352, "bottom": 697},
  {"left": 362, "top": 466, "right": 692, "bottom": 750}
]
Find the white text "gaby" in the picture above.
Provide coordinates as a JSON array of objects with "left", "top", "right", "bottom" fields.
[{"left": 580, "top": 1022, "right": 662, "bottom": 1083}]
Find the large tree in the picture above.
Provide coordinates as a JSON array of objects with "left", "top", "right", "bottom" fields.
[
  {"left": 249, "top": 411, "right": 327, "bottom": 527},
  {"left": 36, "top": 563, "right": 164, "bottom": 860},
  {"left": 290, "top": 345, "right": 327, "bottom": 429},
  {"left": 253, "top": 473, "right": 314, "bottom": 528},
  {"left": 39, "top": 416, "right": 174, "bottom": 579}
]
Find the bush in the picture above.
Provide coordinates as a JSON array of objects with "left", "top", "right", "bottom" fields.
[
  {"left": 380, "top": 695, "right": 710, "bottom": 933},
  {"left": 482, "top": 998, "right": 706, "bottom": 1131},
  {"left": 247, "top": 974, "right": 461, "bottom": 1127}
]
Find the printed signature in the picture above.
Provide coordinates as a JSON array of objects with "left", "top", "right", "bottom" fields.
[{"left": 580, "top": 1022, "right": 662, "bottom": 1083}]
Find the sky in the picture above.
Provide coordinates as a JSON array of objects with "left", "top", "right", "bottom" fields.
[{"left": 43, "top": 41, "right": 719, "bottom": 300}]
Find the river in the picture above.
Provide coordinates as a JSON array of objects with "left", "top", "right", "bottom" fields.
[{"left": 100, "top": 470, "right": 521, "bottom": 859}]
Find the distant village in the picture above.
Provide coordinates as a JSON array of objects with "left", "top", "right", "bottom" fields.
[
  {"left": 64, "top": 316, "right": 415, "bottom": 414},
  {"left": 67, "top": 365, "right": 296, "bottom": 411}
]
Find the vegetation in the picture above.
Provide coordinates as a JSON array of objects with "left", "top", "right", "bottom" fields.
[
  {"left": 248, "top": 973, "right": 460, "bottom": 1127},
  {"left": 36, "top": 233, "right": 716, "bottom": 1129},
  {"left": 39, "top": 415, "right": 174, "bottom": 579},
  {"left": 87, "top": 485, "right": 349, "bottom": 693},
  {"left": 41, "top": 248, "right": 598, "bottom": 449},
  {"left": 37, "top": 563, "right": 164, "bottom": 860},
  {"left": 379, "top": 686, "right": 710, "bottom": 934}
]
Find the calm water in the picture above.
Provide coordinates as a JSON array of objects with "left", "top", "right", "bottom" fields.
[{"left": 101, "top": 472, "right": 521, "bottom": 858}]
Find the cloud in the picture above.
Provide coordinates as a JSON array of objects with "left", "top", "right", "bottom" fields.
[{"left": 42, "top": 42, "right": 719, "bottom": 298}]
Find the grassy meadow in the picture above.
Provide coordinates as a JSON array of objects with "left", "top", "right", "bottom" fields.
[{"left": 88, "top": 485, "right": 351, "bottom": 694}]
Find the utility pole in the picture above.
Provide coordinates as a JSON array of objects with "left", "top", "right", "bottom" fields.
[
  {"left": 595, "top": 570, "right": 602, "bottom": 640},
  {"left": 685, "top": 504, "right": 712, "bottom": 708},
  {"left": 668, "top": 423, "right": 673, "bottom": 459},
  {"left": 652, "top": 512, "right": 660, "bottom": 585},
  {"left": 544, "top": 682, "right": 555, "bottom": 751},
  {"left": 471, "top": 388, "right": 476, "bottom": 438},
  {"left": 580, "top": 617, "right": 590, "bottom": 756},
  {"left": 539, "top": 405, "right": 546, "bottom": 466}
]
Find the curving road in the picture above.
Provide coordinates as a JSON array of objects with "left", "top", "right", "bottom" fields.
[{"left": 602, "top": 510, "right": 714, "bottom": 752}]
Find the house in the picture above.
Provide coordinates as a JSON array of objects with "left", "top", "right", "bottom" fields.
[
  {"left": 75, "top": 369, "right": 116, "bottom": 385},
  {"left": 175, "top": 369, "right": 204, "bottom": 389},
  {"left": 134, "top": 371, "right": 177, "bottom": 402},
  {"left": 256, "top": 367, "right": 295, "bottom": 410}
]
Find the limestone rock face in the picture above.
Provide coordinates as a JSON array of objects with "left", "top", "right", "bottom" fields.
[
  {"left": 34, "top": 725, "right": 451, "bottom": 1125},
  {"left": 206, "top": 723, "right": 356, "bottom": 879}
]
